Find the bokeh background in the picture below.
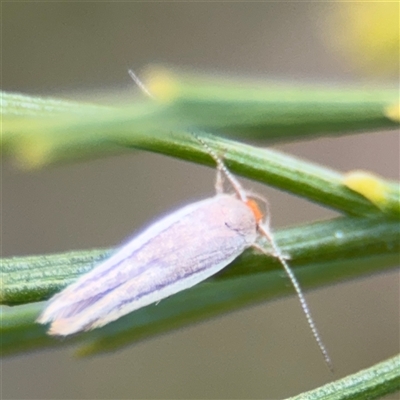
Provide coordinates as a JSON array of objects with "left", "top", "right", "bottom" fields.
[{"left": 2, "top": 2, "right": 399, "bottom": 399}]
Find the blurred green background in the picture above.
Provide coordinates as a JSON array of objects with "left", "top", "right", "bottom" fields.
[{"left": 2, "top": 2, "right": 399, "bottom": 399}]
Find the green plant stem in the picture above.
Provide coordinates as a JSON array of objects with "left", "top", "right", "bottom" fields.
[
  {"left": 2, "top": 216, "right": 399, "bottom": 306},
  {"left": 116, "top": 130, "right": 400, "bottom": 217},
  {"left": 142, "top": 67, "right": 399, "bottom": 139},
  {"left": 285, "top": 355, "right": 400, "bottom": 400},
  {"left": 1, "top": 215, "right": 398, "bottom": 357},
  {"left": 2, "top": 71, "right": 398, "bottom": 167},
  {"left": 2, "top": 92, "right": 110, "bottom": 118},
  {"left": 1, "top": 257, "right": 398, "bottom": 358},
  {"left": 3, "top": 94, "right": 399, "bottom": 215}
]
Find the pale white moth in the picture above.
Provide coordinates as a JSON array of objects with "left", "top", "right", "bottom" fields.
[{"left": 37, "top": 136, "right": 332, "bottom": 370}]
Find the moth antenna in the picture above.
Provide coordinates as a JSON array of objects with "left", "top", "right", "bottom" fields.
[
  {"left": 257, "top": 223, "right": 333, "bottom": 372},
  {"left": 191, "top": 133, "right": 248, "bottom": 201},
  {"left": 128, "top": 69, "right": 155, "bottom": 99},
  {"left": 215, "top": 165, "right": 225, "bottom": 195}
]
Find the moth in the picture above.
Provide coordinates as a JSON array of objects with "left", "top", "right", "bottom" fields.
[{"left": 37, "top": 136, "right": 331, "bottom": 369}]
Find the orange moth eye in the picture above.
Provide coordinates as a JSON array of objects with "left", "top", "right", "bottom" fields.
[{"left": 246, "top": 199, "right": 263, "bottom": 223}]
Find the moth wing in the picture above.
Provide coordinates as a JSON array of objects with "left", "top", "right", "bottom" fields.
[{"left": 38, "top": 195, "right": 257, "bottom": 335}]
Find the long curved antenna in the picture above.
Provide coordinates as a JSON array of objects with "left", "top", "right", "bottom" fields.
[
  {"left": 128, "top": 69, "right": 155, "bottom": 99},
  {"left": 190, "top": 133, "right": 248, "bottom": 202},
  {"left": 257, "top": 223, "right": 333, "bottom": 372}
]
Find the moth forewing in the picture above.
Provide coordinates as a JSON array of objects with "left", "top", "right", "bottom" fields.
[{"left": 38, "top": 195, "right": 257, "bottom": 335}]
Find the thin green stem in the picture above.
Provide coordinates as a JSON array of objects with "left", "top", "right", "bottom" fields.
[
  {"left": 2, "top": 216, "right": 399, "bottom": 306},
  {"left": 285, "top": 355, "right": 400, "bottom": 400}
]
